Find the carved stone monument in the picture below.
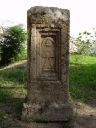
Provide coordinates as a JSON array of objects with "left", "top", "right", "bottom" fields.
[{"left": 22, "top": 6, "right": 73, "bottom": 127}]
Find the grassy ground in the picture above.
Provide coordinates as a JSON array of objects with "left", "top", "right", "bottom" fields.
[
  {"left": 69, "top": 54, "right": 96, "bottom": 103},
  {"left": 0, "top": 61, "right": 27, "bottom": 127},
  {"left": 0, "top": 54, "right": 96, "bottom": 127}
]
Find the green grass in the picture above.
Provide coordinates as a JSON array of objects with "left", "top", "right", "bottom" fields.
[
  {"left": 0, "top": 55, "right": 96, "bottom": 125},
  {"left": 69, "top": 54, "right": 96, "bottom": 103},
  {"left": 0, "top": 61, "right": 27, "bottom": 123}
]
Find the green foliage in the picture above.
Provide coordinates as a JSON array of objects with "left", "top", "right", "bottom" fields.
[
  {"left": 15, "top": 47, "right": 27, "bottom": 61},
  {"left": 0, "top": 25, "right": 26, "bottom": 66}
]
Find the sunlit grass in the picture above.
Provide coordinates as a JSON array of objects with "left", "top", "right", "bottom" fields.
[
  {"left": 70, "top": 53, "right": 96, "bottom": 65},
  {"left": 69, "top": 53, "right": 96, "bottom": 102}
]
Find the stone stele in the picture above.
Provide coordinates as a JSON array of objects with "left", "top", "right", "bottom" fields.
[{"left": 22, "top": 6, "right": 73, "bottom": 128}]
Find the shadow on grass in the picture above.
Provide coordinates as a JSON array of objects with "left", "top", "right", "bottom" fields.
[
  {"left": 69, "top": 63, "right": 96, "bottom": 107},
  {"left": 0, "top": 86, "right": 26, "bottom": 120},
  {"left": 0, "top": 61, "right": 27, "bottom": 123}
]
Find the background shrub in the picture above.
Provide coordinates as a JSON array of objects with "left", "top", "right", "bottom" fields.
[{"left": 0, "top": 25, "right": 27, "bottom": 66}]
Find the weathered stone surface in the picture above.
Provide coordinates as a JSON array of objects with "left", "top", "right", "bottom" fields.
[
  {"left": 24, "top": 122, "right": 74, "bottom": 128},
  {"left": 22, "top": 6, "right": 73, "bottom": 125}
]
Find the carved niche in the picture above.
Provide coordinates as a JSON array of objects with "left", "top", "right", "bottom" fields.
[{"left": 31, "top": 26, "right": 61, "bottom": 80}]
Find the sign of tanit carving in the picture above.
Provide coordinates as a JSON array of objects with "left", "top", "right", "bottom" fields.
[{"left": 41, "top": 37, "right": 55, "bottom": 72}]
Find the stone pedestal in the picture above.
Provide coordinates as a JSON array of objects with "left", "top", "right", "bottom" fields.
[{"left": 22, "top": 6, "right": 73, "bottom": 127}]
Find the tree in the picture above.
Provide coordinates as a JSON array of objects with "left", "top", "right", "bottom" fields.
[
  {"left": 0, "top": 25, "right": 26, "bottom": 65},
  {"left": 0, "top": 26, "right": 5, "bottom": 61},
  {"left": 76, "top": 31, "right": 96, "bottom": 55}
]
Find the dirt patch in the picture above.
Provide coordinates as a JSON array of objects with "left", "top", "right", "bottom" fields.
[
  {"left": 74, "top": 102, "right": 96, "bottom": 128},
  {"left": 0, "top": 102, "right": 96, "bottom": 128}
]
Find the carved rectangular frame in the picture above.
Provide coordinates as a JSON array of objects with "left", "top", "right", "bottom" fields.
[{"left": 28, "top": 24, "right": 69, "bottom": 84}]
